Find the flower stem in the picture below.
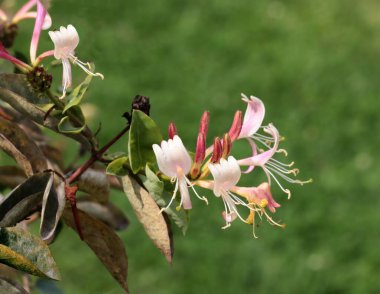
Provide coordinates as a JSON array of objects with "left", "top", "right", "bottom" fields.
[{"left": 67, "top": 123, "right": 130, "bottom": 184}]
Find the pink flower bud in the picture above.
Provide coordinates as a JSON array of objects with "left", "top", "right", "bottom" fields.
[
  {"left": 190, "top": 133, "right": 206, "bottom": 178},
  {"left": 228, "top": 110, "right": 243, "bottom": 141},
  {"left": 168, "top": 122, "right": 177, "bottom": 139},
  {"left": 195, "top": 133, "right": 206, "bottom": 164},
  {"left": 210, "top": 137, "right": 222, "bottom": 163},
  {"left": 199, "top": 111, "right": 210, "bottom": 136},
  {"left": 222, "top": 133, "right": 232, "bottom": 158}
]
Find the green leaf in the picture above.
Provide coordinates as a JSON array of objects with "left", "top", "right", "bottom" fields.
[
  {"left": 0, "top": 173, "right": 51, "bottom": 227},
  {"left": 0, "top": 117, "right": 47, "bottom": 177},
  {"left": 57, "top": 106, "right": 85, "bottom": 134},
  {"left": 63, "top": 209, "right": 128, "bottom": 292},
  {"left": 106, "top": 156, "right": 129, "bottom": 177},
  {"left": 142, "top": 165, "right": 189, "bottom": 235},
  {"left": 121, "top": 174, "right": 173, "bottom": 263},
  {"left": 128, "top": 110, "right": 162, "bottom": 174},
  {"left": 0, "top": 227, "right": 60, "bottom": 280},
  {"left": 40, "top": 177, "right": 66, "bottom": 241},
  {"left": 62, "top": 71, "right": 93, "bottom": 113},
  {"left": 0, "top": 74, "right": 50, "bottom": 104}
]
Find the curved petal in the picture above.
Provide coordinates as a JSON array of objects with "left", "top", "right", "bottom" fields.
[
  {"left": 42, "top": 12, "right": 52, "bottom": 30},
  {"left": 237, "top": 123, "right": 279, "bottom": 167},
  {"left": 0, "top": 9, "right": 7, "bottom": 21},
  {"left": 30, "top": 0, "right": 46, "bottom": 64},
  {"left": 238, "top": 94, "right": 265, "bottom": 139},
  {"left": 179, "top": 177, "right": 192, "bottom": 209},
  {"left": 12, "top": 0, "right": 36, "bottom": 23}
]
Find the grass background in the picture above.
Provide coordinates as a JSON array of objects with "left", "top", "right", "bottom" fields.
[{"left": 2, "top": 0, "right": 380, "bottom": 293}]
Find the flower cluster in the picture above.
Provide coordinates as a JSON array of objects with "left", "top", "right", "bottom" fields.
[
  {"left": 153, "top": 94, "right": 311, "bottom": 236},
  {"left": 0, "top": 0, "right": 102, "bottom": 96}
]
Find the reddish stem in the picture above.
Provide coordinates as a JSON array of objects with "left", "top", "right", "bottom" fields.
[{"left": 65, "top": 124, "right": 130, "bottom": 239}]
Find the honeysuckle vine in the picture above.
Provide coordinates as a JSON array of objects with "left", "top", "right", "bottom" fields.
[{"left": 0, "top": 0, "right": 311, "bottom": 291}]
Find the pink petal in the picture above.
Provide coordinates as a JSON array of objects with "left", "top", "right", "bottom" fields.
[
  {"left": 179, "top": 177, "right": 192, "bottom": 210},
  {"left": 238, "top": 94, "right": 265, "bottom": 139},
  {"left": 238, "top": 123, "right": 279, "bottom": 167},
  {"left": 30, "top": 0, "right": 46, "bottom": 64}
]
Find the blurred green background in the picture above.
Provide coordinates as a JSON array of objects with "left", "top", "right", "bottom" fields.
[{"left": 3, "top": 0, "right": 380, "bottom": 293}]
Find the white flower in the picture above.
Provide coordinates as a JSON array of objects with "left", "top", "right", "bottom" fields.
[
  {"left": 48, "top": 25, "right": 103, "bottom": 97},
  {"left": 153, "top": 135, "right": 207, "bottom": 210},
  {"left": 209, "top": 156, "right": 250, "bottom": 229}
]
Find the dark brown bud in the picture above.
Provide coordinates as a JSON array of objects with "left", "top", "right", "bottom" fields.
[
  {"left": 0, "top": 23, "right": 19, "bottom": 48},
  {"left": 131, "top": 95, "right": 150, "bottom": 116}
]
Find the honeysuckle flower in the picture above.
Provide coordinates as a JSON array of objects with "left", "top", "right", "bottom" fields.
[
  {"left": 207, "top": 156, "right": 252, "bottom": 229},
  {"left": 152, "top": 135, "right": 208, "bottom": 211},
  {"left": 231, "top": 182, "right": 280, "bottom": 213},
  {"left": 48, "top": 24, "right": 104, "bottom": 97},
  {"left": 238, "top": 123, "right": 310, "bottom": 198},
  {"left": 238, "top": 94, "right": 265, "bottom": 139}
]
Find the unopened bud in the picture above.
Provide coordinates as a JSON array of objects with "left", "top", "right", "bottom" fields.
[
  {"left": 190, "top": 133, "right": 206, "bottom": 179},
  {"left": 210, "top": 137, "right": 222, "bottom": 163},
  {"left": 222, "top": 133, "right": 232, "bottom": 158},
  {"left": 131, "top": 95, "right": 150, "bottom": 116},
  {"left": 228, "top": 110, "right": 243, "bottom": 141},
  {"left": 168, "top": 122, "right": 177, "bottom": 139},
  {"left": 199, "top": 111, "right": 210, "bottom": 136},
  {"left": 194, "top": 133, "right": 206, "bottom": 163}
]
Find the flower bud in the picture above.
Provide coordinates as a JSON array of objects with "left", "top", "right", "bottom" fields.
[
  {"left": 190, "top": 133, "right": 206, "bottom": 178},
  {"left": 168, "top": 122, "right": 177, "bottom": 139},
  {"left": 199, "top": 111, "right": 210, "bottom": 136},
  {"left": 210, "top": 137, "right": 222, "bottom": 163},
  {"left": 222, "top": 133, "right": 232, "bottom": 158},
  {"left": 228, "top": 110, "right": 243, "bottom": 141},
  {"left": 131, "top": 95, "right": 150, "bottom": 116}
]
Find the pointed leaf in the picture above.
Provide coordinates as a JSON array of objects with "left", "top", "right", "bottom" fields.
[
  {"left": 142, "top": 166, "right": 188, "bottom": 235},
  {"left": 0, "top": 117, "right": 47, "bottom": 177},
  {"left": 121, "top": 174, "right": 173, "bottom": 262},
  {"left": 0, "top": 227, "right": 60, "bottom": 279},
  {"left": 57, "top": 106, "right": 86, "bottom": 134},
  {"left": 128, "top": 110, "right": 162, "bottom": 173},
  {"left": 106, "top": 156, "right": 129, "bottom": 177},
  {"left": 62, "top": 71, "right": 93, "bottom": 113},
  {"left": 0, "top": 173, "right": 51, "bottom": 227},
  {"left": 40, "top": 177, "right": 65, "bottom": 241},
  {"left": 63, "top": 209, "right": 128, "bottom": 292}
]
